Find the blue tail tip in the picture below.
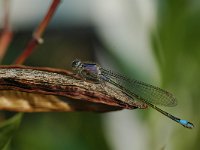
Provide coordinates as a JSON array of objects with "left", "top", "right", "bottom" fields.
[{"left": 180, "top": 119, "right": 194, "bottom": 129}]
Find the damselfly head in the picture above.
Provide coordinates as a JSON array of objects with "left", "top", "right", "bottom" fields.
[{"left": 71, "top": 59, "right": 82, "bottom": 70}]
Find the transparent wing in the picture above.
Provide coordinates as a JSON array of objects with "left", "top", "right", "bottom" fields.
[{"left": 100, "top": 68, "right": 177, "bottom": 107}]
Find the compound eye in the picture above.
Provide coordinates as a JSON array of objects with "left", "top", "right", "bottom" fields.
[{"left": 71, "top": 59, "right": 81, "bottom": 69}]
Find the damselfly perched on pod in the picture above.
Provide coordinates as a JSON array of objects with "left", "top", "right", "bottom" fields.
[{"left": 71, "top": 59, "right": 194, "bottom": 129}]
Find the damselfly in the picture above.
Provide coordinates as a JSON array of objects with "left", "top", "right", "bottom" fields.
[{"left": 71, "top": 59, "right": 194, "bottom": 129}]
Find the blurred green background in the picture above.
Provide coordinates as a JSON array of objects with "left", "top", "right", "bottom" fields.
[{"left": 0, "top": 0, "right": 199, "bottom": 150}]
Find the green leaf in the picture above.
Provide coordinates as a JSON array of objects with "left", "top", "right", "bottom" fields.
[{"left": 0, "top": 113, "right": 22, "bottom": 149}]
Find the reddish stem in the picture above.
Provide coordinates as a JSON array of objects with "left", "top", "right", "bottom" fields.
[
  {"left": 14, "top": 0, "right": 61, "bottom": 65},
  {"left": 0, "top": 0, "right": 13, "bottom": 62}
]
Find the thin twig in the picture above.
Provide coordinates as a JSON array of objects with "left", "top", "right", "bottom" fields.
[
  {"left": 14, "top": 0, "right": 61, "bottom": 64},
  {"left": 0, "top": 0, "right": 13, "bottom": 62}
]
